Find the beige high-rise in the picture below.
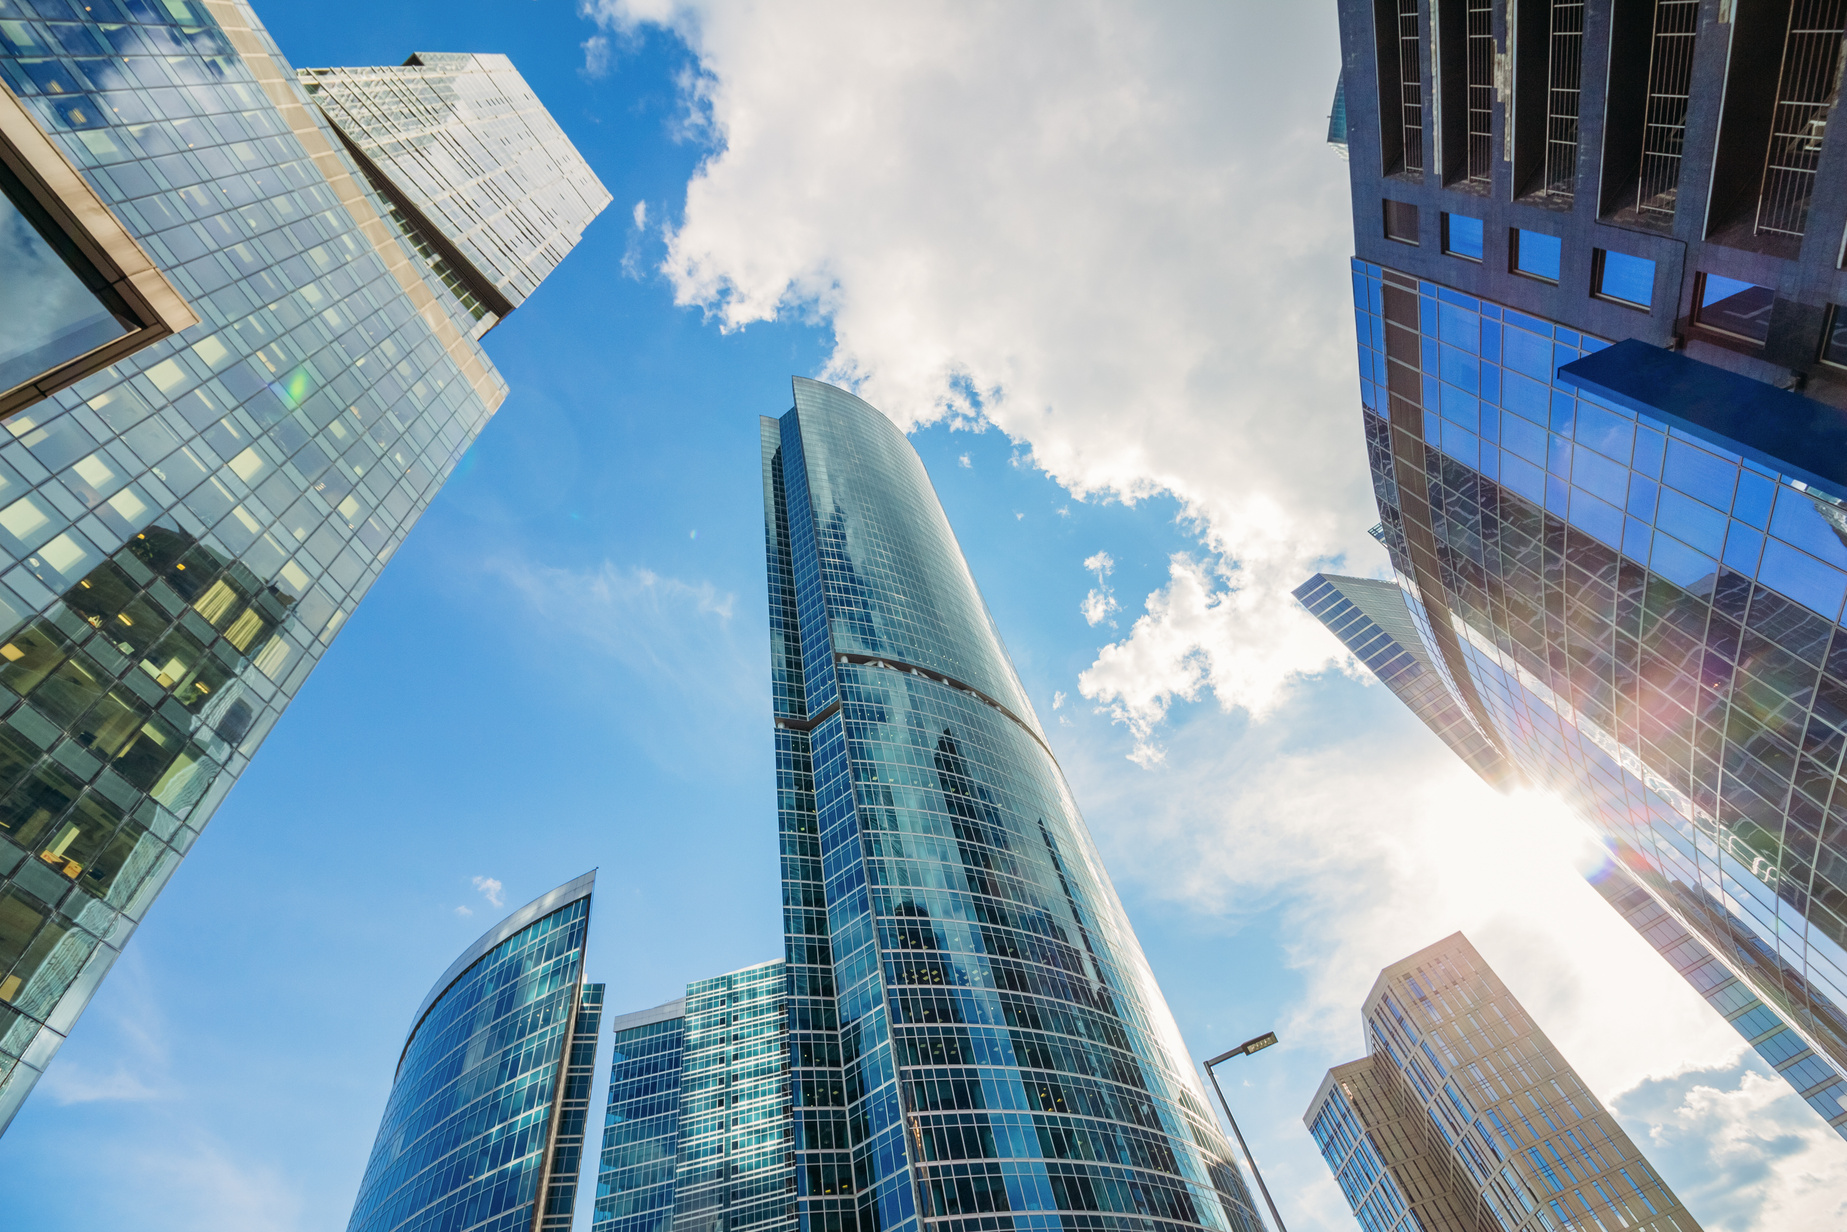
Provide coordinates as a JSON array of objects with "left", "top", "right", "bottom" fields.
[{"left": 1305, "top": 934, "right": 1703, "bottom": 1232}]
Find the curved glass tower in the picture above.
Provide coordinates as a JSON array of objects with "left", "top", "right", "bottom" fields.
[
  {"left": 348, "top": 872, "right": 599, "bottom": 1232},
  {"left": 763, "top": 379, "right": 1264, "bottom": 1232}
]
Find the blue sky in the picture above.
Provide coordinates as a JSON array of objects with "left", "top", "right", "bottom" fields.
[{"left": 1, "top": 2, "right": 1843, "bottom": 1229}]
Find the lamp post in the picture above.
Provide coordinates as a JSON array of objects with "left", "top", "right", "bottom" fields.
[{"left": 1203, "top": 1031, "right": 1287, "bottom": 1232}]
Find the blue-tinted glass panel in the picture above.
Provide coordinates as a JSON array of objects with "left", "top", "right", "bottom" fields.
[
  {"left": 1696, "top": 273, "right": 1774, "bottom": 343},
  {"left": 0, "top": 172, "right": 126, "bottom": 392},
  {"left": 1596, "top": 250, "right": 1656, "bottom": 307},
  {"left": 1825, "top": 306, "right": 1847, "bottom": 369},
  {"left": 1445, "top": 213, "right": 1484, "bottom": 261},
  {"left": 1513, "top": 229, "right": 1561, "bottom": 281}
]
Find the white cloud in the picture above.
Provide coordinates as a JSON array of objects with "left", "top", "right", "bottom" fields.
[
  {"left": 578, "top": 0, "right": 1368, "bottom": 754},
  {"left": 1079, "top": 550, "right": 1118, "bottom": 628},
  {"left": 471, "top": 875, "right": 505, "bottom": 909},
  {"left": 581, "top": 33, "right": 611, "bottom": 77},
  {"left": 454, "top": 904, "right": 474, "bottom": 917},
  {"left": 632, "top": 199, "right": 648, "bottom": 228},
  {"left": 957, "top": 452, "right": 970, "bottom": 468}
]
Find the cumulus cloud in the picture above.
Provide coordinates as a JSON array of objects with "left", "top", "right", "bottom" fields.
[
  {"left": 471, "top": 875, "right": 506, "bottom": 909},
  {"left": 1079, "top": 551, "right": 1118, "bottom": 628},
  {"left": 578, "top": 0, "right": 1368, "bottom": 755},
  {"left": 581, "top": 33, "right": 611, "bottom": 77}
]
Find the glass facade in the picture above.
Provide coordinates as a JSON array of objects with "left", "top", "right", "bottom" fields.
[
  {"left": 0, "top": 0, "right": 604, "bottom": 1127},
  {"left": 597, "top": 998, "right": 689, "bottom": 1232},
  {"left": 299, "top": 53, "right": 612, "bottom": 315},
  {"left": 1307, "top": 935, "right": 1702, "bottom": 1232},
  {"left": 592, "top": 962, "right": 792, "bottom": 1232},
  {"left": 764, "top": 379, "right": 1264, "bottom": 1232},
  {"left": 1346, "top": 256, "right": 1847, "bottom": 1118},
  {"left": 346, "top": 873, "right": 597, "bottom": 1232}
]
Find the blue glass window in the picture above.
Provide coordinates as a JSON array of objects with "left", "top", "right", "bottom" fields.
[
  {"left": 0, "top": 167, "right": 128, "bottom": 393},
  {"left": 1695, "top": 273, "right": 1775, "bottom": 344},
  {"left": 1513, "top": 229, "right": 1562, "bottom": 282},
  {"left": 1595, "top": 250, "right": 1656, "bottom": 308},
  {"left": 1445, "top": 213, "right": 1484, "bottom": 261}
]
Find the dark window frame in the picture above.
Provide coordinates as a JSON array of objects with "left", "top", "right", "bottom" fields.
[
  {"left": 1442, "top": 212, "right": 1484, "bottom": 262},
  {"left": 1509, "top": 227, "right": 1562, "bottom": 284},
  {"left": 1817, "top": 303, "right": 1847, "bottom": 371},
  {"left": 1384, "top": 199, "right": 1422, "bottom": 245},
  {"left": 1590, "top": 248, "right": 1655, "bottom": 311},
  {"left": 1690, "top": 271, "right": 1776, "bottom": 346}
]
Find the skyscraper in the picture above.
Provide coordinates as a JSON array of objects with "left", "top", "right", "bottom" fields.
[
  {"left": 1325, "top": 0, "right": 1847, "bottom": 1124},
  {"left": 0, "top": 0, "right": 606, "bottom": 1128},
  {"left": 1301, "top": 571, "right": 1847, "bottom": 1138},
  {"left": 762, "top": 378, "right": 1265, "bottom": 1232},
  {"left": 347, "top": 872, "right": 601, "bottom": 1232},
  {"left": 1305, "top": 934, "right": 1702, "bottom": 1232},
  {"left": 594, "top": 962, "right": 791, "bottom": 1232}
]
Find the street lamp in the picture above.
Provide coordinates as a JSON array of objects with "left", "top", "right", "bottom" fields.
[{"left": 1203, "top": 1031, "right": 1287, "bottom": 1232}]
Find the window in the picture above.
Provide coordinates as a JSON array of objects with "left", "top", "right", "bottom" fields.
[
  {"left": 0, "top": 86, "right": 193, "bottom": 418},
  {"left": 1694, "top": 273, "right": 1775, "bottom": 344},
  {"left": 1511, "top": 228, "right": 1561, "bottom": 281},
  {"left": 1444, "top": 213, "right": 1484, "bottom": 260},
  {"left": 1593, "top": 250, "right": 1656, "bottom": 308},
  {"left": 1384, "top": 199, "right": 1421, "bottom": 244},
  {"left": 1820, "top": 305, "right": 1847, "bottom": 369}
]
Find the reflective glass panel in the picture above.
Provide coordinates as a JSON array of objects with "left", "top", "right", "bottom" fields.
[
  {"left": 1596, "top": 250, "right": 1656, "bottom": 307},
  {"left": 1513, "top": 229, "right": 1561, "bottom": 281},
  {"left": 0, "top": 169, "right": 126, "bottom": 393},
  {"left": 1444, "top": 212, "right": 1484, "bottom": 261},
  {"left": 1824, "top": 306, "right": 1847, "bottom": 370},
  {"left": 1696, "top": 273, "right": 1775, "bottom": 343},
  {"left": 1384, "top": 199, "right": 1420, "bottom": 244}
]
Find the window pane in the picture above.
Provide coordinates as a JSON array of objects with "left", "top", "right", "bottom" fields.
[
  {"left": 1384, "top": 199, "right": 1420, "bottom": 244},
  {"left": 1696, "top": 273, "right": 1774, "bottom": 344},
  {"left": 0, "top": 171, "right": 127, "bottom": 394},
  {"left": 1445, "top": 213, "right": 1484, "bottom": 260},
  {"left": 1513, "top": 229, "right": 1561, "bottom": 281},
  {"left": 1824, "top": 306, "right": 1847, "bottom": 369},
  {"left": 1596, "top": 250, "right": 1656, "bottom": 307}
]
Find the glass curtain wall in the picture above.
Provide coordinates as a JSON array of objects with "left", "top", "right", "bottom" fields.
[{"left": 762, "top": 379, "right": 1265, "bottom": 1232}]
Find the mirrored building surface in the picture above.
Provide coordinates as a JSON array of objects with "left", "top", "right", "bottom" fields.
[
  {"left": 763, "top": 379, "right": 1265, "bottom": 1232},
  {"left": 1306, "top": 934, "right": 1702, "bottom": 1232},
  {"left": 593, "top": 961, "right": 791, "bottom": 1232},
  {"left": 1325, "top": 0, "right": 1847, "bottom": 1137},
  {"left": 0, "top": 0, "right": 605, "bottom": 1129},
  {"left": 346, "top": 873, "right": 599, "bottom": 1232}
]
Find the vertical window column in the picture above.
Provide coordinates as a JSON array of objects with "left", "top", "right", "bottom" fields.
[
  {"left": 1754, "top": 0, "right": 1847, "bottom": 239},
  {"left": 1543, "top": 0, "right": 1586, "bottom": 198},
  {"left": 1466, "top": 0, "right": 1496, "bottom": 185},
  {"left": 1637, "top": 0, "right": 1701, "bottom": 218},
  {"left": 1400, "top": 0, "right": 1426, "bottom": 174}
]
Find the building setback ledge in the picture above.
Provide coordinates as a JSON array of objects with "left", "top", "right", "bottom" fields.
[{"left": 1557, "top": 340, "right": 1847, "bottom": 504}]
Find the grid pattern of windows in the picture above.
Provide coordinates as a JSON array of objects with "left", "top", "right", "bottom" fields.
[
  {"left": 1753, "top": 0, "right": 1847, "bottom": 239},
  {"left": 1295, "top": 573, "right": 1516, "bottom": 789},
  {"left": 1396, "top": 0, "right": 1425, "bottom": 175},
  {"left": 1591, "top": 861, "right": 1847, "bottom": 1138},
  {"left": 1636, "top": 0, "right": 1700, "bottom": 218},
  {"left": 1351, "top": 255, "right": 1847, "bottom": 1102},
  {"left": 1541, "top": 0, "right": 1584, "bottom": 199},
  {"left": 764, "top": 386, "right": 1266, "bottom": 1232},
  {"left": 300, "top": 54, "right": 611, "bottom": 310},
  {"left": 596, "top": 1009, "right": 688, "bottom": 1232},
  {"left": 1341, "top": 937, "right": 1701, "bottom": 1232},
  {"left": 347, "top": 895, "right": 592, "bottom": 1232},
  {"left": 540, "top": 983, "right": 606, "bottom": 1231},
  {"left": 672, "top": 964, "right": 794, "bottom": 1232},
  {"left": 0, "top": 0, "right": 612, "bottom": 1126},
  {"left": 1306, "top": 1078, "right": 1423, "bottom": 1232}
]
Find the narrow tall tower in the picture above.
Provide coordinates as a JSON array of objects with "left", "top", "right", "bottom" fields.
[
  {"left": 347, "top": 872, "right": 600, "bottom": 1232},
  {"left": 762, "top": 379, "right": 1264, "bottom": 1232}
]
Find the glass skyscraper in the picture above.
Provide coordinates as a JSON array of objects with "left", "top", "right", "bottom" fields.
[
  {"left": 0, "top": 0, "right": 606, "bottom": 1128},
  {"left": 594, "top": 961, "right": 791, "bottom": 1232},
  {"left": 346, "top": 872, "right": 600, "bottom": 1232},
  {"left": 1325, "top": 0, "right": 1847, "bottom": 1135},
  {"left": 1305, "top": 934, "right": 1701, "bottom": 1232},
  {"left": 763, "top": 378, "right": 1264, "bottom": 1232}
]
